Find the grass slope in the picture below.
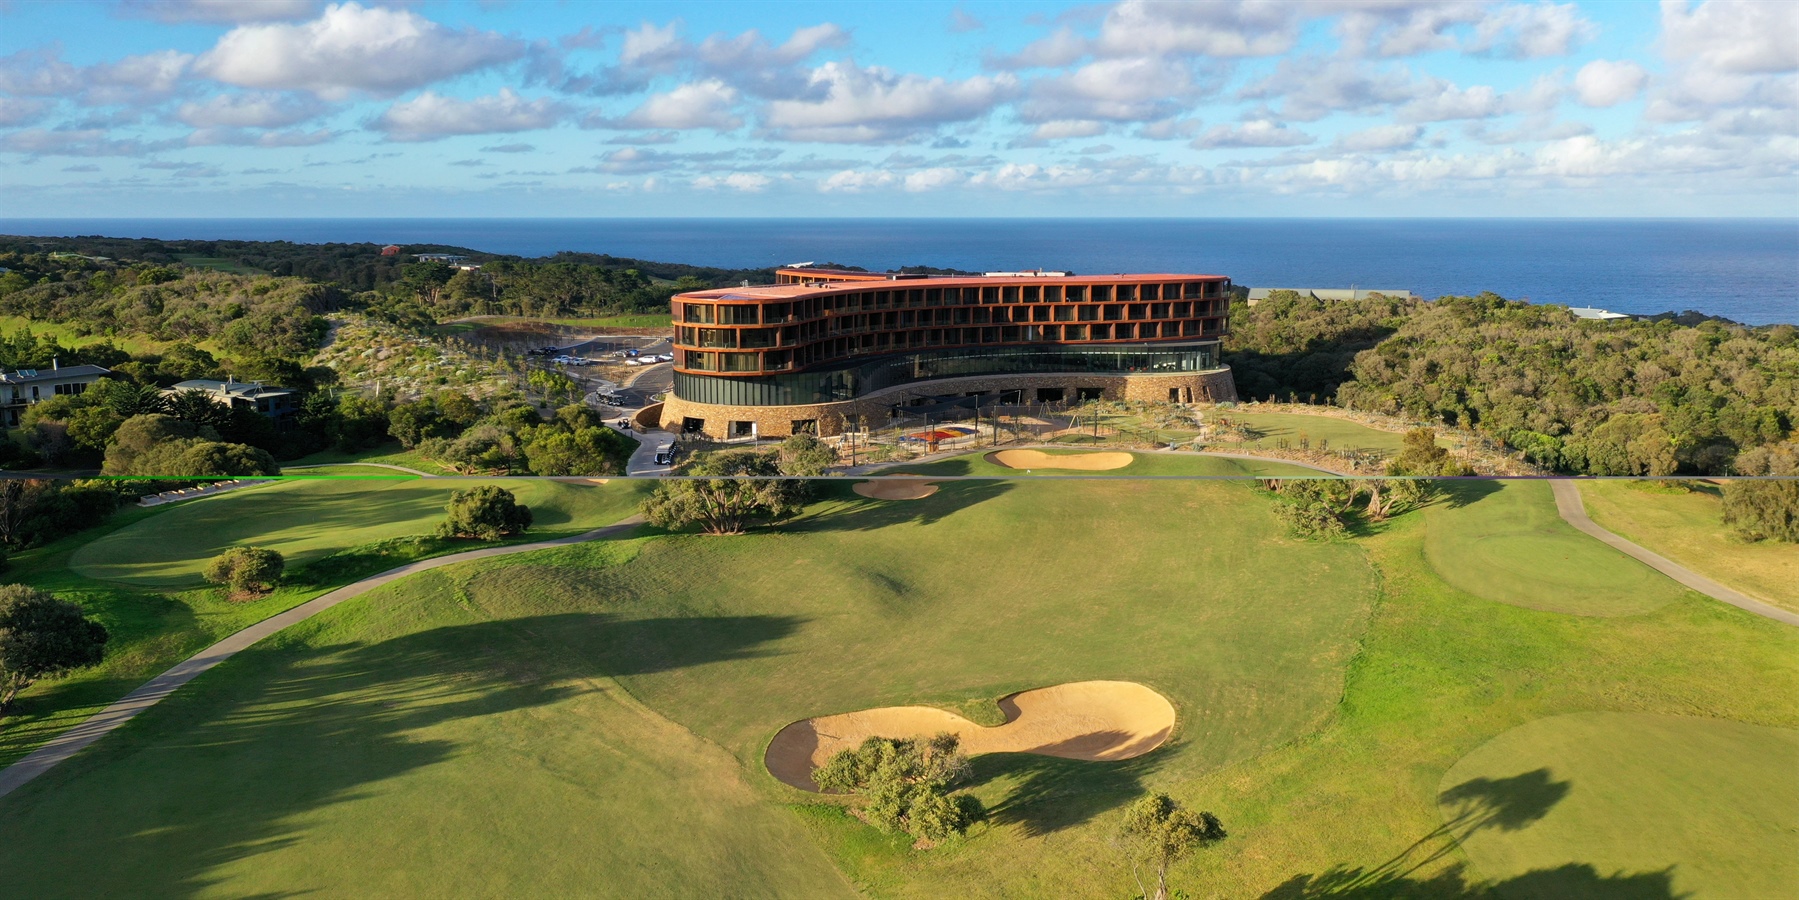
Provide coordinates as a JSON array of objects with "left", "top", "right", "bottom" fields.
[
  {"left": 1216, "top": 411, "right": 1416, "bottom": 455},
  {"left": 898, "top": 449, "right": 1325, "bottom": 477},
  {"left": 3, "top": 476, "right": 1793, "bottom": 897},
  {"left": 1441, "top": 712, "right": 1798, "bottom": 899},
  {"left": 71, "top": 478, "right": 649, "bottom": 586},
  {"left": 1423, "top": 481, "right": 1689, "bottom": 617},
  {"left": 1577, "top": 480, "right": 1799, "bottom": 612}
]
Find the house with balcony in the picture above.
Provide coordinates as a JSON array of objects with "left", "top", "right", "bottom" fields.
[{"left": 1, "top": 363, "right": 112, "bottom": 427}]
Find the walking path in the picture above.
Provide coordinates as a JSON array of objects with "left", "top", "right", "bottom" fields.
[
  {"left": 0, "top": 517, "right": 646, "bottom": 801},
  {"left": 1548, "top": 479, "right": 1798, "bottom": 627}
]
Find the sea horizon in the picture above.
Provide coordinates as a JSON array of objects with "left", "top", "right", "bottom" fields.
[{"left": 6, "top": 217, "right": 1795, "bottom": 325}]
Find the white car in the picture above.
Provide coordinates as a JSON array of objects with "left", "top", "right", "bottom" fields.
[
  {"left": 655, "top": 354, "right": 674, "bottom": 362},
  {"left": 623, "top": 358, "right": 643, "bottom": 366}
]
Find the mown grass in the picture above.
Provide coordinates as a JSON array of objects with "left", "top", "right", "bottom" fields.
[
  {"left": 1441, "top": 712, "right": 1797, "bottom": 899},
  {"left": 282, "top": 441, "right": 455, "bottom": 475},
  {"left": 0, "top": 479, "right": 648, "bottom": 770},
  {"left": 70, "top": 477, "right": 651, "bottom": 587},
  {"left": 1577, "top": 480, "right": 1799, "bottom": 612},
  {"left": 1422, "top": 480, "right": 1691, "bottom": 617},
  {"left": 0, "top": 475, "right": 1792, "bottom": 898}
]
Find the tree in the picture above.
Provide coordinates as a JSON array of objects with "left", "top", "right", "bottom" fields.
[
  {"left": 1722, "top": 480, "right": 1799, "bottom": 543},
  {"left": 437, "top": 485, "right": 533, "bottom": 540},
  {"left": 814, "top": 733, "right": 982, "bottom": 842},
  {"left": 778, "top": 433, "right": 837, "bottom": 477},
  {"left": 1388, "top": 428, "right": 1466, "bottom": 477},
  {"left": 640, "top": 450, "right": 807, "bottom": 535},
  {"left": 202, "top": 546, "right": 285, "bottom": 597},
  {"left": 0, "top": 584, "right": 108, "bottom": 713},
  {"left": 101, "top": 414, "right": 201, "bottom": 475},
  {"left": 1116, "top": 793, "right": 1226, "bottom": 900},
  {"left": 522, "top": 426, "right": 632, "bottom": 476}
]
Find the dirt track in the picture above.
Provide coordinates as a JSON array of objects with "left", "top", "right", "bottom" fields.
[{"left": 764, "top": 681, "right": 1176, "bottom": 791}]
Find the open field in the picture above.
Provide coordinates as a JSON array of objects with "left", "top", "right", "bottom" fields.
[
  {"left": 1441, "top": 711, "right": 1798, "bottom": 899},
  {"left": 1423, "top": 480, "right": 1691, "bottom": 617},
  {"left": 175, "top": 255, "right": 265, "bottom": 275},
  {"left": 1577, "top": 480, "right": 1799, "bottom": 613},
  {"left": 282, "top": 441, "right": 457, "bottom": 475},
  {"left": 0, "top": 473, "right": 1791, "bottom": 897},
  {"left": 71, "top": 477, "right": 651, "bottom": 587},
  {"left": 0, "top": 314, "right": 170, "bottom": 357},
  {"left": 1218, "top": 410, "right": 1415, "bottom": 455}
]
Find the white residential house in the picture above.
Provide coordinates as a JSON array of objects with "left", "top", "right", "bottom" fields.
[{"left": 1, "top": 363, "right": 112, "bottom": 427}]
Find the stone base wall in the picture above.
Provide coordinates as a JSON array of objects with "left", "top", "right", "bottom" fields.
[{"left": 658, "top": 368, "right": 1237, "bottom": 438}]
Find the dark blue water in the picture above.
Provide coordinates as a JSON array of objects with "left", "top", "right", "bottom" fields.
[{"left": 4, "top": 218, "right": 1794, "bottom": 324}]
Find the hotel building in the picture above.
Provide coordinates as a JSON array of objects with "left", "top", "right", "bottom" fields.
[{"left": 660, "top": 267, "right": 1237, "bottom": 439}]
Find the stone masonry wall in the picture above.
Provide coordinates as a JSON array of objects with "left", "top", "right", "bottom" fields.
[{"left": 659, "top": 368, "right": 1237, "bottom": 438}]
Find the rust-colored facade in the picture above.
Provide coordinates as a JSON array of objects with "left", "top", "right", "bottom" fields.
[{"left": 663, "top": 271, "right": 1235, "bottom": 438}]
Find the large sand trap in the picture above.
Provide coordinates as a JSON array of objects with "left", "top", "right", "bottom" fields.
[
  {"left": 765, "top": 680, "right": 1175, "bottom": 791},
  {"left": 986, "top": 449, "right": 1134, "bottom": 471},
  {"left": 853, "top": 478, "right": 939, "bottom": 500}
]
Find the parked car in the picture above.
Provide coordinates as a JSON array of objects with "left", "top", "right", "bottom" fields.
[
  {"left": 655, "top": 353, "right": 674, "bottom": 362},
  {"left": 626, "top": 349, "right": 641, "bottom": 357}
]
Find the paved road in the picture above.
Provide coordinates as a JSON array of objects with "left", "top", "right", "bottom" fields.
[
  {"left": 0, "top": 517, "right": 646, "bottom": 801},
  {"left": 1549, "top": 479, "right": 1798, "bottom": 627}
]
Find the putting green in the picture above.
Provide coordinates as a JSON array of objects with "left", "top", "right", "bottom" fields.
[
  {"left": 899, "top": 449, "right": 1323, "bottom": 477},
  {"left": 1440, "top": 712, "right": 1799, "bottom": 899},
  {"left": 1423, "top": 481, "right": 1689, "bottom": 616},
  {"left": 70, "top": 478, "right": 649, "bottom": 587}
]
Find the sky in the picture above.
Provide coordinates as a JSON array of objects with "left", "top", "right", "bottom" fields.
[{"left": 0, "top": 0, "right": 1794, "bottom": 217}]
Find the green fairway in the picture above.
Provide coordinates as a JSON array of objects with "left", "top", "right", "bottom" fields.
[
  {"left": 70, "top": 478, "right": 650, "bottom": 587},
  {"left": 1578, "top": 480, "right": 1799, "bottom": 612},
  {"left": 1423, "top": 480, "right": 1690, "bottom": 616},
  {"left": 897, "top": 448, "right": 1326, "bottom": 477},
  {"left": 1440, "top": 712, "right": 1799, "bottom": 899},
  {"left": 1214, "top": 411, "right": 1420, "bottom": 456},
  {"left": 2, "top": 472, "right": 1793, "bottom": 898}
]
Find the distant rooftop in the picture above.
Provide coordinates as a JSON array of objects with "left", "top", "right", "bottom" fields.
[
  {"left": 2, "top": 364, "right": 110, "bottom": 384},
  {"left": 1569, "top": 307, "right": 1634, "bottom": 320},
  {"left": 171, "top": 378, "right": 293, "bottom": 397}
]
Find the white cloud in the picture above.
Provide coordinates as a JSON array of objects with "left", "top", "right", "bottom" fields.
[
  {"left": 692, "top": 172, "right": 772, "bottom": 191},
  {"left": 374, "top": 89, "right": 566, "bottom": 142},
  {"left": 1192, "top": 119, "right": 1315, "bottom": 148},
  {"left": 904, "top": 167, "right": 967, "bottom": 191},
  {"left": 197, "top": 2, "right": 525, "bottom": 98},
  {"left": 1137, "top": 117, "right": 1204, "bottom": 140},
  {"left": 186, "top": 126, "right": 336, "bottom": 147},
  {"left": 1661, "top": 0, "right": 1799, "bottom": 75},
  {"left": 119, "top": 0, "right": 321, "bottom": 23},
  {"left": 611, "top": 80, "right": 742, "bottom": 130},
  {"left": 618, "top": 21, "right": 686, "bottom": 70},
  {"left": 1335, "top": 123, "right": 1423, "bottom": 151},
  {"left": 1030, "top": 119, "right": 1109, "bottom": 140},
  {"left": 762, "top": 61, "right": 1017, "bottom": 142},
  {"left": 1468, "top": 2, "right": 1594, "bottom": 58},
  {"left": 1573, "top": 59, "right": 1649, "bottom": 107},
  {"left": 0, "top": 97, "right": 49, "bottom": 127},
  {"left": 0, "top": 128, "right": 171, "bottom": 156},
  {"left": 176, "top": 92, "right": 327, "bottom": 128},
  {"left": 1333, "top": 1, "right": 1485, "bottom": 58},
  {"left": 1018, "top": 57, "right": 1207, "bottom": 124},
  {"left": 696, "top": 23, "right": 848, "bottom": 70},
  {"left": 818, "top": 169, "right": 898, "bottom": 192},
  {"left": 1092, "top": 0, "right": 1300, "bottom": 58},
  {"left": 0, "top": 47, "right": 192, "bottom": 106}
]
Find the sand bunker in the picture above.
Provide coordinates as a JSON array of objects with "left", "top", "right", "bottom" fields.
[
  {"left": 853, "top": 478, "right": 939, "bottom": 500},
  {"left": 766, "top": 680, "right": 1175, "bottom": 791},
  {"left": 986, "top": 449, "right": 1134, "bottom": 471}
]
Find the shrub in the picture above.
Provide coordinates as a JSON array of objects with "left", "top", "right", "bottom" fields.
[
  {"left": 437, "top": 485, "right": 533, "bottom": 540},
  {"left": 0, "top": 584, "right": 108, "bottom": 712},
  {"left": 1722, "top": 480, "right": 1799, "bottom": 543},
  {"left": 203, "top": 546, "right": 285, "bottom": 597},
  {"left": 814, "top": 733, "right": 983, "bottom": 842}
]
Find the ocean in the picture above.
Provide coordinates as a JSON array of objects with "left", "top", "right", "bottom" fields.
[{"left": 3, "top": 218, "right": 1795, "bottom": 325}]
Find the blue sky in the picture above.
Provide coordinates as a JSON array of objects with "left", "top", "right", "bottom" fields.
[{"left": 0, "top": 0, "right": 1793, "bottom": 217}]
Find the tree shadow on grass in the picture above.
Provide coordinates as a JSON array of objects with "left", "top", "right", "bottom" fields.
[
  {"left": 1260, "top": 862, "right": 1683, "bottom": 899},
  {"left": 0, "top": 612, "right": 802, "bottom": 899},
  {"left": 968, "top": 750, "right": 1162, "bottom": 839},
  {"left": 1440, "top": 478, "right": 1504, "bottom": 508},
  {"left": 788, "top": 479, "right": 1014, "bottom": 533},
  {"left": 1257, "top": 769, "right": 1679, "bottom": 900}
]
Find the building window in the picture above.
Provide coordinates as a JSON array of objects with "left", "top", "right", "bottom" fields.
[{"left": 730, "top": 420, "right": 755, "bottom": 437}]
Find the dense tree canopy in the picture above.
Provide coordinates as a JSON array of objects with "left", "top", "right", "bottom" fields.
[
  {"left": 640, "top": 450, "right": 807, "bottom": 535},
  {"left": 437, "top": 485, "right": 533, "bottom": 541},
  {"left": 814, "top": 733, "right": 982, "bottom": 842},
  {"left": 0, "top": 584, "right": 108, "bottom": 712}
]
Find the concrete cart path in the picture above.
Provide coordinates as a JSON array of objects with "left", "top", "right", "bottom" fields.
[
  {"left": 1549, "top": 479, "right": 1799, "bottom": 627},
  {"left": 0, "top": 516, "right": 646, "bottom": 801}
]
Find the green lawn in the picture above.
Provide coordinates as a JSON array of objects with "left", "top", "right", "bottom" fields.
[
  {"left": 70, "top": 477, "right": 651, "bottom": 587},
  {"left": 282, "top": 441, "right": 456, "bottom": 475},
  {"left": 1423, "top": 480, "right": 1691, "bottom": 617},
  {"left": 1218, "top": 411, "right": 1419, "bottom": 455},
  {"left": 1441, "top": 712, "right": 1797, "bottom": 899},
  {"left": 1577, "top": 480, "right": 1799, "bottom": 613},
  {"left": 0, "top": 474, "right": 1792, "bottom": 897}
]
